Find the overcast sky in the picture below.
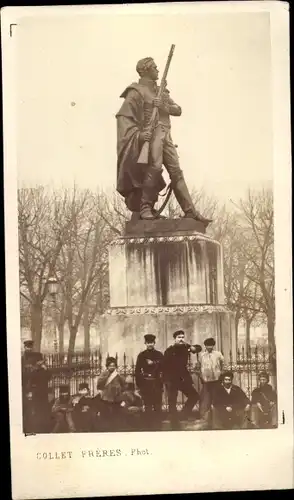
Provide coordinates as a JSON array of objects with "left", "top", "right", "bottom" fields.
[{"left": 16, "top": 8, "right": 273, "bottom": 201}]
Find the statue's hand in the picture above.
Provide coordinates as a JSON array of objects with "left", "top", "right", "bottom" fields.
[
  {"left": 140, "top": 130, "right": 152, "bottom": 142},
  {"left": 153, "top": 97, "right": 163, "bottom": 108},
  {"left": 153, "top": 96, "right": 169, "bottom": 112}
]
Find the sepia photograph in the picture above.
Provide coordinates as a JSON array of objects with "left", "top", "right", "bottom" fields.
[
  {"left": 16, "top": 7, "right": 279, "bottom": 435},
  {"left": 2, "top": 1, "right": 292, "bottom": 497}
]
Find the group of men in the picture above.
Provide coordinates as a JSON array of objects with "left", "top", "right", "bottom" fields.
[
  {"left": 135, "top": 330, "right": 277, "bottom": 430},
  {"left": 21, "top": 332, "right": 277, "bottom": 433}
]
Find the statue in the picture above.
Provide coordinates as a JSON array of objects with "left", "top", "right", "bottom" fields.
[{"left": 116, "top": 45, "right": 212, "bottom": 227}]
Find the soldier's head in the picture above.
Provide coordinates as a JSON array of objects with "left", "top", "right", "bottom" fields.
[
  {"left": 24, "top": 340, "right": 34, "bottom": 352},
  {"left": 78, "top": 382, "right": 90, "bottom": 396},
  {"left": 136, "top": 57, "right": 159, "bottom": 81},
  {"left": 220, "top": 371, "right": 234, "bottom": 389},
  {"left": 106, "top": 356, "right": 117, "bottom": 373},
  {"left": 204, "top": 337, "right": 216, "bottom": 353},
  {"left": 258, "top": 371, "right": 269, "bottom": 387},
  {"left": 144, "top": 334, "right": 156, "bottom": 350},
  {"left": 173, "top": 330, "right": 186, "bottom": 345}
]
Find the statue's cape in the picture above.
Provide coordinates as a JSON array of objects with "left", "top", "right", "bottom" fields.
[{"left": 116, "top": 83, "right": 166, "bottom": 212}]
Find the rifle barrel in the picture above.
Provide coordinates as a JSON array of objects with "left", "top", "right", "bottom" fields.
[{"left": 137, "top": 44, "right": 176, "bottom": 164}]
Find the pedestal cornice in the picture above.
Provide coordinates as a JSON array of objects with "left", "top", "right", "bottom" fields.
[
  {"left": 109, "top": 233, "right": 220, "bottom": 246},
  {"left": 104, "top": 304, "right": 231, "bottom": 316}
]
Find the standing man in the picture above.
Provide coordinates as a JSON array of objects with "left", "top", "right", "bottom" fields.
[
  {"left": 135, "top": 334, "right": 164, "bottom": 429},
  {"left": 211, "top": 371, "right": 251, "bottom": 430},
  {"left": 21, "top": 340, "right": 50, "bottom": 432},
  {"left": 163, "top": 330, "right": 201, "bottom": 428},
  {"left": 21, "top": 340, "right": 43, "bottom": 390},
  {"left": 30, "top": 356, "right": 51, "bottom": 432},
  {"left": 116, "top": 56, "right": 212, "bottom": 225},
  {"left": 197, "top": 337, "right": 224, "bottom": 426}
]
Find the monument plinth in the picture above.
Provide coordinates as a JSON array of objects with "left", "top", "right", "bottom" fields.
[{"left": 99, "top": 219, "right": 236, "bottom": 363}]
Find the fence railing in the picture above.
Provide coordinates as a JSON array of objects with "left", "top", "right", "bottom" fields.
[{"left": 42, "top": 345, "right": 276, "bottom": 408}]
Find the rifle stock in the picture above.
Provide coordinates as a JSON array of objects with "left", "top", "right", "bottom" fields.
[
  {"left": 137, "top": 44, "right": 175, "bottom": 165},
  {"left": 137, "top": 140, "right": 150, "bottom": 165}
]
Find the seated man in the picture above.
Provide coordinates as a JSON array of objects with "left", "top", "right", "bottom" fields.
[
  {"left": 72, "top": 383, "right": 96, "bottom": 433},
  {"left": 51, "top": 385, "right": 76, "bottom": 433},
  {"left": 251, "top": 372, "right": 277, "bottom": 429},
  {"left": 211, "top": 371, "right": 250, "bottom": 430},
  {"left": 96, "top": 357, "right": 126, "bottom": 431},
  {"left": 120, "top": 376, "right": 144, "bottom": 431}
]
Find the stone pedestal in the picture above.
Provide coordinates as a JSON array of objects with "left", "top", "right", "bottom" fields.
[{"left": 99, "top": 219, "right": 236, "bottom": 364}]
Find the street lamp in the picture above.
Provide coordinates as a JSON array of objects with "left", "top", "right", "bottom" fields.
[
  {"left": 47, "top": 277, "right": 59, "bottom": 353},
  {"left": 48, "top": 277, "right": 59, "bottom": 296}
]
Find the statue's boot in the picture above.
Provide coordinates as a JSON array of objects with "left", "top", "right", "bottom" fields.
[
  {"left": 172, "top": 177, "right": 213, "bottom": 228},
  {"left": 140, "top": 168, "right": 160, "bottom": 220}
]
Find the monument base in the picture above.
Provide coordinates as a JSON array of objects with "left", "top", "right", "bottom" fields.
[
  {"left": 102, "top": 218, "right": 236, "bottom": 366},
  {"left": 125, "top": 218, "right": 206, "bottom": 236}
]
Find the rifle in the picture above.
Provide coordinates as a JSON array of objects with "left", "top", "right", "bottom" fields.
[{"left": 137, "top": 44, "right": 175, "bottom": 164}]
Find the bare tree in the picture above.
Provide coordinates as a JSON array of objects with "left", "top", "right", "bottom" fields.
[
  {"left": 96, "top": 187, "right": 128, "bottom": 236},
  {"left": 210, "top": 204, "right": 266, "bottom": 346},
  {"left": 234, "top": 189, "right": 275, "bottom": 350},
  {"left": 56, "top": 188, "right": 111, "bottom": 355},
  {"left": 18, "top": 187, "right": 71, "bottom": 350}
]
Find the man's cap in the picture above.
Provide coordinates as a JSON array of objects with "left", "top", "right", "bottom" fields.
[
  {"left": 78, "top": 382, "right": 89, "bottom": 390},
  {"left": 106, "top": 356, "right": 117, "bottom": 367},
  {"left": 220, "top": 370, "right": 234, "bottom": 381},
  {"left": 144, "top": 334, "right": 156, "bottom": 343},
  {"left": 258, "top": 371, "right": 269, "bottom": 382},
  {"left": 204, "top": 337, "right": 216, "bottom": 347},
  {"left": 24, "top": 340, "right": 34, "bottom": 347},
  {"left": 173, "top": 330, "right": 185, "bottom": 339}
]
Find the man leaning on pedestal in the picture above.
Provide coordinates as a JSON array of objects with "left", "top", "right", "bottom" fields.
[
  {"left": 163, "top": 330, "right": 202, "bottom": 428},
  {"left": 116, "top": 56, "right": 212, "bottom": 225}
]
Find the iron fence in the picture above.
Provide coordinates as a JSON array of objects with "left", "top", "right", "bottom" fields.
[{"left": 44, "top": 345, "right": 276, "bottom": 409}]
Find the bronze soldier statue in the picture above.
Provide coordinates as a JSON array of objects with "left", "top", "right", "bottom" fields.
[{"left": 116, "top": 54, "right": 212, "bottom": 226}]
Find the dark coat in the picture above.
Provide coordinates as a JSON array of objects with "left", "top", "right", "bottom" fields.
[
  {"left": 212, "top": 383, "right": 250, "bottom": 411},
  {"left": 135, "top": 349, "right": 164, "bottom": 390},
  {"left": 72, "top": 395, "right": 96, "bottom": 432},
  {"left": 251, "top": 384, "right": 277, "bottom": 411},
  {"left": 211, "top": 383, "right": 250, "bottom": 429},
  {"left": 163, "top": 344, "right": 192, "bottom": 384},
  {"left": 21, "top": 351, "right": 43, "bottom": 391}
]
